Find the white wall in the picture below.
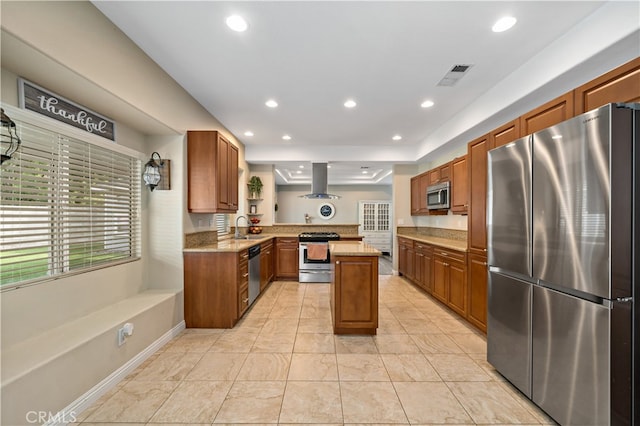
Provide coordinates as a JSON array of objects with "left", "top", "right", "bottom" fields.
[{"left": 275, "top": 184, "right": 392, "bottom": 224}]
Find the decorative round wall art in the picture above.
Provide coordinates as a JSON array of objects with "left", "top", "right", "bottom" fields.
[{"left": 318, "top": 202, "right": 335, "bottom": 220}]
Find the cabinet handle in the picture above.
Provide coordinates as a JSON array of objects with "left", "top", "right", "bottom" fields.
[
  {"left": 242, "top": 254, "right": 249, "bottom": 259},
  {"left": 243, "top": 273, "right": 249, "bottom": 278},
  {"left": 483, "top": 262, "right": 488, "bottom": 266},
  {"left": 441, "top": 252, "right": 448, "bottom": 256},
  {"left": 243, "top": 298, "right": 249, "bottom": 303},
  {"left": 336, "top": 261, "right": 340, "bottom": 264},
  {"left": 483, "top": 249, "right": 487, "bottom": 252}
]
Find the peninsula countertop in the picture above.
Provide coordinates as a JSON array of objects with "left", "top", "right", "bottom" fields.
[
  {"left": 397, "top": 234, "right": 467, "bottom": 252},
  {"left": 183, "top": 234, "right": 364, "bottom": 253}
]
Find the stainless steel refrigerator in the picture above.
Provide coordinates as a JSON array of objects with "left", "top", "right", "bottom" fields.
[{"left": 487, "top": 103, "right": 637, "bottom": 425}]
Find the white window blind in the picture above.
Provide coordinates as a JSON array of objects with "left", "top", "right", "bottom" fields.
[
  {"left": 215, "top": 214, "right": 230, "bottom": 236},
  {"left": 0, "top": 120, "right": 141, "bottom": 288}
]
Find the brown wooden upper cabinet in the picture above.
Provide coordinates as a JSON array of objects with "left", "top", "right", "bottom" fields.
[
  {"left": 187, "top": 131, "right": 239, "bottom": 213},
  {"left": 467, "top": 134, "right": 489, "bottom": 255},
  {"left": 410, "top": 173, "right": 430, "bottom": 215},
  {"left": 450, "top": 155, "right": 468, "bottom": 215},
  {"left": 575, "top": 57, "right": 640, "bottom": 114},
  {"left": 521, "top": 92, "right": 574, "bottom": 135},
  {"left": 490, "top": 118, "right": 521, "bottom": 149}
]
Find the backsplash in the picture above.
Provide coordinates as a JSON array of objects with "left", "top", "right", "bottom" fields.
[
  {"left": 184, "top": 230, "right": 218, "bottom": 248},
  {"left": 232, "top": 224, "right": 360, "bottom": 236},
  {"left": 397, "top": 226, "right": 467, "bottom": 242}
]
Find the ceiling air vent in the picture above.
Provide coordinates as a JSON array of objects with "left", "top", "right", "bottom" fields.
[{"left": 437, "top": 64, "right": 474, "bottom": 87}]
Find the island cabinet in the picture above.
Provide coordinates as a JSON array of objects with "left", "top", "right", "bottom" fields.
[
  {"left": 275, "top": 237, "right": 298, "bottom": 280},
  {"left": 331, "top": 255, "right": 379, "bottom": 334},
  {"left": 184, "top": 249, "right": 249, "bottom": 328},
  {"left": 260, "top": 239, "right": 274, "bottom": 291},
  {"left": 432, "top": 247, "right": 467, "bottom": 317},
  {"left": 187, "top": 130, "right": 239, "bottom": 213}
]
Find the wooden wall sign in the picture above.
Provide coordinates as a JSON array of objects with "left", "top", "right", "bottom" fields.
[{"left": 18, "top": 78, "right": 115, "bottom": 141}]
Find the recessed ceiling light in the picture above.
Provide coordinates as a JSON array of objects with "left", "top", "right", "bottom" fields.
[
  {"left": 327, "top": 165, "right": 332, "bottom": 168},
  {"left": 344, "top": 99, "right": 357, "bottom": 108},
  {"left": 392, "top": 135, "right": 402, "bottom": 141},
  {"left": 362, "top": 170, "right": 368, "bottom": 174},
  {"left": 298, "top": 165, "right": 304, "bottom": 168},
  {"left": 421, "top": 100, "right": 435, "bottom": 108},
  {"left": 492, "top": 16, "right": 517, "bottom": 33},
  {"left": 296, "top": 170, "right": 302, "bottom": 174},
  {"left": 265, "top": 99, "right": 278, "bottom": 108},
  {"left": 282, "top": 135, "right": 291, "bottom": 140},
  {"left": 244, "top": 131, "right": 254, "bottom": 137},
  {"left": 226, "top": 15, "right": 248, "bottom": 32}
]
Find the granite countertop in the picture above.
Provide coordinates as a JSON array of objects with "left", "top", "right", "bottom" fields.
[
  {"left": 329, "top": 241, "right": 381, "bottom": 257},
  {"left": 184, "top": 233, "right": 365, "bottom": 253},
  {"left": 397, "top": 235, "right": 467, "bottom": 252}
]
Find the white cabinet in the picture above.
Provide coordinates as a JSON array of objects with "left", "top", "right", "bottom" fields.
[{"left": 358, "top": 201, "right": 392, "bottom": 254}]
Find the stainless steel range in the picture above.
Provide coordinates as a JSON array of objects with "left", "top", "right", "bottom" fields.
[{"left": 298, "top": 232, "right": 340, "bottom": 283}]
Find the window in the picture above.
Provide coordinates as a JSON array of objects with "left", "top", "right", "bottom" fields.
[
  {"left": 215, "top": 214, "right": 230, "bottom": 236},
  {"left": 0, "top": 118, "right": 141, "bottom": 288}
]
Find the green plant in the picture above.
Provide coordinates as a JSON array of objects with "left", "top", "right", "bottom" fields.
[{"left": 248, "top": 176, "right": 263, "bottom": 197}]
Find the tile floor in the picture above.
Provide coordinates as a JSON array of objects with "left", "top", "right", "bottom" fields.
[{"left": 75, "top": 275, "right": 556, "bottom": 425}]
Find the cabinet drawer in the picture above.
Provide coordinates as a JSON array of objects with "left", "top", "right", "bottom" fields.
[
  {"left": 239, "top": 260, "right": 249, "bottom": 285},
  {"left": 398, "top": 237, "right": 414, "bottom": 248},
  {"left": 414, "top": 242, "right": 432, "bottom": 252},
  {"left": 238, "top": 284, "right": 249, "bottom": 315},
  {"left": 434, "top": 248, "right": 466, "bottom": 264}
]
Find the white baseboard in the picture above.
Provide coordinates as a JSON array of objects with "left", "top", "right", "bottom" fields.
[{"left": 45, "top": 320, "right": 185, "bottom": 426}]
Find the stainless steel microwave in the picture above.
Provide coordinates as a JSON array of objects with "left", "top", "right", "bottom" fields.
[{"left": 427, "top": 181, "right": 450, "bottom": 210}]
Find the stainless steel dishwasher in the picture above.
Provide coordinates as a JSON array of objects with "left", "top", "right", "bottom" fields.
[{"left": 248, "top": 245, "right": 261, "bottom": 305}]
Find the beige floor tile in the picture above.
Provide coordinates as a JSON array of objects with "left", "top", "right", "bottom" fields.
[
  {"left": 426, "top": 354, "right": 492, "bottom": 382},
  {"left": 340, "top": 381, "right": 408, "bottom": 423},
  {"left": 132, "top": 352, "right": 202, "bottom": 381},
  {"left": 85, "top": 380, "right": 178, "bottom": 423},
  {"left": 376, "top": 317, "right": 407, "bottom": 334},
  {"left": 337, "top": 354, "right": 390, "bottom": 381},
  {"left": 252, "top": 332, "right": 296, "bottom": 352},
  {"left": 209, "top": 331, "right": 259, "bottom": 353},
  {"left": 149, "top": 380, "right": 232, "bottom": 423},
  {"left": 390, "top": 307, "right": 427, "bottom": 320},
  {"left": 381, "top": 354, "right": 441, "bottom": 382},
  {"left": 394, "top": 381, "right": 473, "bottom": 424},
  {"left": 236, "top": 353, "right": 291, "bottom": 380},
  {"left": 334, "top": 335, "right": 379, "bottom": 354},
  {"left": 163, "top": 333, "right": 220, "bottom": 352},
  {"left": 474, "top": 357, "right": 507, "bottom": 381},
  {"left": 436, "top": 318, "right": 478, "bottom": 334},
  {"left": 279, "top": 381, "right": 343, "bottom": 423},
  {"left": 448, "top": 332, "right": 487, "bottom": 354},
  {"left": 214, "top": 381, "right": 285, "bottom": 423},
  {"left": 185, "top": 352, "right": 247, "bottom": 381},
  {"left": 294, "top": 332, "right": 336, "bottom": 353},
  {"left": 410, "top": 333, "right": 464, "bottom": 354},
  {"left": 269, "top": 305, "right": 303, "bottom": 318},
  {"left": 498, "top": 381, "right": 557, "bottom": 424},
  {"left": 298, "top": 317, "right": 334, "bottom": 333},
  {"left": 397, "top": 318, "right": 443, "bottom": 334},
  {"left": 374, "top": 334, "right": 421, "bottom": 353},
  {"left": 447, "top": 381, "right": 540, "bottom": 424},
  {"left": 288, "top": 353, "right": 339, "bottom": 381},
  {"left": 300, "top": 305, "right": 332, "bottom": 319},
  {"left": 261, "top": 317, "right": 300, "bottom": 335}
]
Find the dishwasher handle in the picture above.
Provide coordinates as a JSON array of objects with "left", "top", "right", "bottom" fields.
[{"left": 248, "top": 245, "right": 261, "bottom": 259}]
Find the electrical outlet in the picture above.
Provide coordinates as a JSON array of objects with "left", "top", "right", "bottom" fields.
[{"left": 117, "top": 323, "right": 134, "bottom": 346}]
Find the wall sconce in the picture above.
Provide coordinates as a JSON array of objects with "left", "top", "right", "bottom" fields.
[
  {"left": 1, "top": 108, "right": 22, "bottom": 165},
  {"left": 142, "top": 152, "right": 164, "bottom": 191}
]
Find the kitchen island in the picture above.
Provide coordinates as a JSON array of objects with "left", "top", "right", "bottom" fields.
[{"left": 329, "top": 241, "right": 381, "bottom": 335}]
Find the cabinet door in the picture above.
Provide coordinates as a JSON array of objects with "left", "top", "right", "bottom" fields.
[
  {"left": 228, "top": 144, "right": 239, "bottom": 210},
  {"left": 521, "top": 92, "right": 574, "bottom": 135},
  {"left": 276, "top": 239, "right": 299, "bottom": 279},
  {"left": 260, "top": 242, "right": 274, "bottom": 290},
  {"left": 415, "top": 251, "right": 424, "bottom": 288},
  {"left": 410, "top": 177, "right": 420, "bottom": 215},
  {"left": 398, "top": 240, "right": 408, "bottom": 276},
  {"left": 419, "top": 174, "right": 429, "bottom": 213},
  {"left": 432, "top": 256, "right": 448, "bottom": 304},
  {"left": 406, "top": 246, "right": 416, "bottom": 282},
  {"left": 575, "top": 57, "right": 640, "bottom": 114},
  {"left": 491, "top": 119, "right": 520, "bottom": 149},
  {"left": 439, "top": 162, "right": 451, "bottom": 182},
  {"left": 451, "top": 155, "right": 468, "bottom": 214},
  {"left": 422, "top": 249, "right": 433, "bottom": 294},
  {"left": 429, "top": 169, "right": 440, "bottom": 185},
  {"left": 447, "top": 260, "right": 467, "bottom": 317},
  {"left": 467, "top": 253, "right": 488, "bottom": 333},
  {"left": 216, "top": 136, "right": 230, "bottom": 211},
  {"left": 468, "top": 134, "right": 489, "bottom": 255}
]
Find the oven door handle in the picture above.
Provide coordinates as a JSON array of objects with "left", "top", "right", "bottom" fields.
[{"left": 300, "top": 270, "right": 330, "bottom": 274}]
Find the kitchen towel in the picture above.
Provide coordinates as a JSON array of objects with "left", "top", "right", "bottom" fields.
[{"left": 307, "top": 243, "right": 328, "bottom": 261}]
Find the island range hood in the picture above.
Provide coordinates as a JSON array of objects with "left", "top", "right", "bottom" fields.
[{"left": 300, "top": 163, "right": 340, "bottom": 199}]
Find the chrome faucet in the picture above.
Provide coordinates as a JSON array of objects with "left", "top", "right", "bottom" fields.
[{"left": 235, "top": 215, "right": 249, "bottom": 239}]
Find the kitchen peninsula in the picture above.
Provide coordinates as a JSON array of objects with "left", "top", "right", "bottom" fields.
[{"left": 329, "top": 241, "right": 381, "bottom": 335}]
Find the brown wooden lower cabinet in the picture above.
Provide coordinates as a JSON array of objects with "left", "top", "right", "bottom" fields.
[
  {"left": 467, "top": 253, "right": 488, "bottom": 333},
  {"left": 275, "top": 237, "right": 298, "bottom": 280},
  {"left": 184, "top": 249, "right": 250, "bottom": 328},
  {"left": 414, "top": 242, "right": 433, "bottom": 294},
  {"left": 260, "top": 240, "right": 274, "bottom": 291},
  {"left": 331, "top": 255, "right": 378, "bottom": 334}
]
